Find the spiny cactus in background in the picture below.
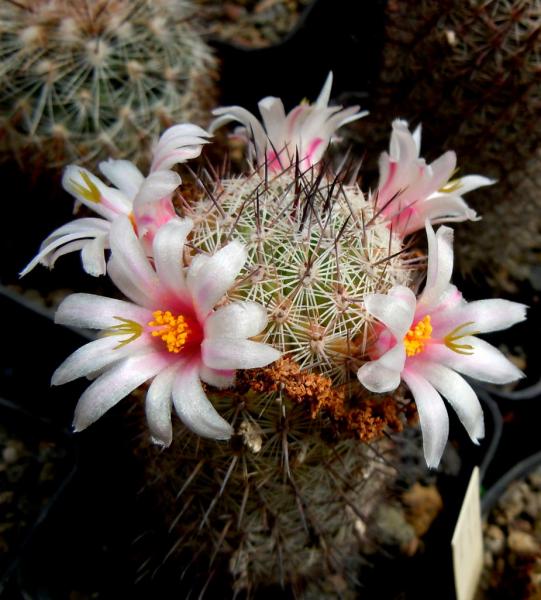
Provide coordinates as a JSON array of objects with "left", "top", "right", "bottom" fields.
[
  {"left": 133, "top": 161, "right": 420, "bottom": 597},
  {"left": 0, "top": 0, "right": 217, "bottom": 171},
  {"left": 350, "top": 0, "right": 541, "bottom": 291}
]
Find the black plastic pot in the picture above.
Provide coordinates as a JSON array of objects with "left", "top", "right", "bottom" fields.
[{"left": 0, "top": 397, "right": 76, "bottom": 597}]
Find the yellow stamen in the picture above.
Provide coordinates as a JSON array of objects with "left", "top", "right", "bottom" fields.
[
  {"left": 148, "top": 310, "right": 191, "bottom": 354},
  {"left": 70, "top": 171, "right": 101, "bottom": 204},
  {"left": 404, "top": 315, "right": 433, "bottom": 357},
  {"left": 444, "top": 321, "right": 479, "bottom": 355},
  {"left": 102, "top": 317, "right": 143, "bottom": 348}
]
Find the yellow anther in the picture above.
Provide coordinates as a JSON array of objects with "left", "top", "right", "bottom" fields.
[
  {"left": 438, "top": 168, "right": 462, "bottom": 193},
  {"left": 404, "top": 315, "right": 433, "bottom": 357},
  {"left": 148, "top": 310, "right": 191, "bottom": 354},
  {"left": 70, "top": 171, "right": 101, "bottom": 204}
]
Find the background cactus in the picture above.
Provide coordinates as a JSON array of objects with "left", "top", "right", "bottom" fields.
[
  {"left": 0, "top": 0, "right": 217, "bottom": 171},
  {"left": 133, "top": 162, "right": 423, "bottom": 596},
  {"left": 347, "top": 0, "right": 541, "bottom": 291}
]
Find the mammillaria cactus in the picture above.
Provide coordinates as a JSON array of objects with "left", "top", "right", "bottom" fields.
[
  {"left": 24, "top": 76, "right": 527, "bottom": 596},
  {"left": 0, "top": 0, "right": 217, "bottom": 171}
]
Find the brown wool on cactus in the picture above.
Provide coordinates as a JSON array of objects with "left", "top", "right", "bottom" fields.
[{"left": 0, "top": 0, "right": 217, "bottom": 171}]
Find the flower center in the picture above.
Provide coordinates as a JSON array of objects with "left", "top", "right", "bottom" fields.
[
  {"left": 148, "top": 310, "right": 191, "bottom": 354},
  {"left": 404, "top": 315, "right": 432, "bottom": 357}
]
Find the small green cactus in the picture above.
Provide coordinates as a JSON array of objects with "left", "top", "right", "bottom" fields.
[
  {"left": 135, "top": 163, "right": 418, "bottom": 596},
  {"left": 186, "top": 165, "right": 416, "bottom": 382},
  {"left": 0, "top": 0, "right": 217, "bottom": 171}
]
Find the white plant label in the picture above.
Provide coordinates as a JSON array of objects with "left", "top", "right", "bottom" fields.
[{"left": 451, "top": 466, "right": 483, "bottom": 600}]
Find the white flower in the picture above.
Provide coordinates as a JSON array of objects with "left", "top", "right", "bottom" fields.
[
  {"left": 210, "top": 72, "right": 367, "bottom": 172},
  {"left": 52, "top": 216, "right": 281, "bottom": 446},
  {"left": 374, "top": 120, "right": 494, "bottom": 237},
  {"left": 357, "top": 222, "right": 526, "bottom": 468},
  {"left": 21, "top": 124, "right": 210, "bottom": 277}
]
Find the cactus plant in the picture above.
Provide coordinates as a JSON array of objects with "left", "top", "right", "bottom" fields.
[
  {"left": 348, "top": 0, "right": 541, "bottom": 290},
  {"left": 0, "top": 0, "right": 217, "bottom": 171},
  {"left": 128, "top": 158, "right": 421, "bottom": 596}
]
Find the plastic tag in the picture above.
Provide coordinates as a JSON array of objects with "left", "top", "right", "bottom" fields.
[{"left": 451, "top": 466, "right": 483, "bottom": 600}]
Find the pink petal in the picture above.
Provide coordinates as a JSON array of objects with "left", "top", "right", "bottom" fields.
[
  {"left": 73, "top": 351, "right": 169, "bottom": 432},
  {"left": 402, "top": 368, "right": 449, "bottom": 469},
  {"left": 172, "top": 363, "right": 232, "bottom": 439},
  {"left": 202, "top": 338, "right": 281, "bottom": 370}
]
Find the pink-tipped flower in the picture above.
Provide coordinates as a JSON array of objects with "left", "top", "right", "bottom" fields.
[
  {"left": 374, "top": 120, "right": 494, "bottom": 237},
  {"left": 52, "top": 216, "right": 281, "bottom": 446},
  {"left": 21, "top": 124, "right": 210, "bottom": 277},
  {"left": 209, "top": 72, "right": 367, "bottom": 173},
  {"left": 357, "top": 222, "right": 526, "bottom": 468}
]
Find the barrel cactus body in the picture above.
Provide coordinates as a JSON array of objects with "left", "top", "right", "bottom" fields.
[
  {"left": 352, "top": 0, "right": 541, "bottom": 290},
  {"left": 0, "top": 0, "right": 217, "bottom": 171},
  {"left": 137, "top": 163, "right": 419, "bottom": 596}
]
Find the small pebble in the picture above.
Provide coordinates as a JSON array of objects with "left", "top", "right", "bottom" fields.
[
  {"left": 508, "top": 530, "right": 540, "bottom": 556},
  {"left": 2, "top": 445, "right": 18, "bottom": 464}
]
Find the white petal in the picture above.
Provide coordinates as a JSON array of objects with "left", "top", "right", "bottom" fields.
[
  {"left": 152, "top": 218, "right": 193, "bottom": 296},
  {"left": 427, "top": 151, "right": 457, "bottom": 193},
  {"left": 357, "top": 343, "right": 405, "bottom": 393},
  {"left": 108, "top": 216, "right": 161, "bottom": 306},
  {"left": 108, "top": 257, "right": 155, "bottom": 308},
  {"left": 187, "top": 240, "right": 247, "bottom": 316},
  {"left": 145, "top": 364, "right": 178, "bottom": 447},
  {"left": 73, "top": 352, "right": 168, "bottom": 432},
  {"left": 414, "top": 361, "right": 484, "bottom": 442},
  {"left": 364, "top": 285, "right": 416, "bottom": 339},
  {"left": 80, "top": 234, "right": 108, "bottom": 276},
  {"left": 20, "top": 219, "right": 110, "bottom": 277},
  {"left": 418, "top": 223, "right": 454, "bottom": 310},
  {"left": 427, "top": 337, "right": 525, "bottom": 384},
  {"left": 205, "top": 302, "right": 268, "bottom": 339},
  {"left": 258, "top": 96, "right": 286, "bottom": 146},
  {"left": 402, "top": 369, "right": 449, "bottom": 469},
  {"left": 98, "top": 159, "right": 144, "bottom": 200},
  {"left": 62, "top": 165, "right": 131, "bottom": 219},
  {"left": 133, "top": 170, "right": 180, "bottom": 208},
  {"left": 412, "top": 124, "right": 422, "bottom": 152},
  {"left": 210, "top": 106, "right": 268, "bottom": 160},
  {"left": 402, "top": 194, "right": 478, "bottom": 236},
  {"left": 52, "top": 335, "right": 143, "bottom": 385},
  {"left": 151, "top": 123, "right": 210, "bottom": 172},
  {"left": 454, "top": 175, "right": 495, "bottom": 195},
  {"left": 199, "top": 365, "right": 236, "bottom": 389},
  {"left": 433, "top": 299, "right": 527, "bottom": 338},
  {"left": 315, "top": 72, "right": 333, "bottom": 107},
  {"left": 202, "top": 338, "right": 281, "bottom": 370},
  {"left": 55, "top": 293, "right": 149, "bottom": 330},
  {"left": 390, "top": 120, "right": 419, "bottom": 163},
  {"left": 172, "top": 364, "right": 232, "bottom": 439}
]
